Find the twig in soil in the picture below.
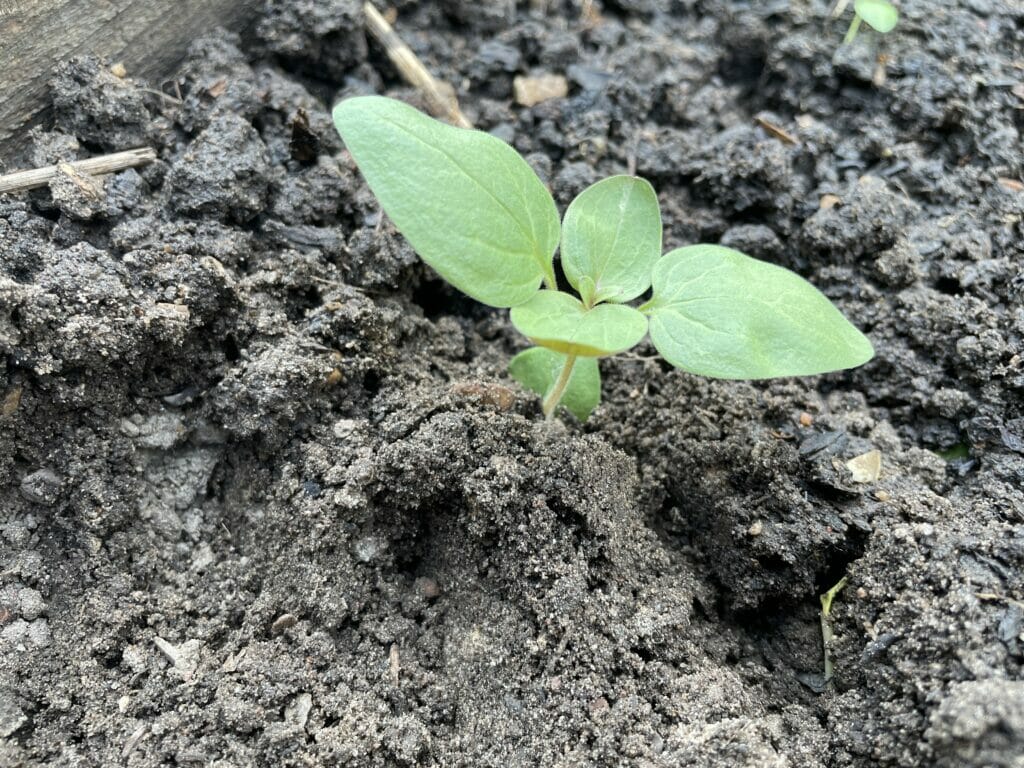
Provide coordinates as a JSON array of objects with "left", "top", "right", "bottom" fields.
[
  {"left": 617, "top": 353, "right": 661, "bottom": 362},
  {"left": 362, "top": 2, "right": 472, "bottom": 128},
  {"left": 976, "top": 592, "right": 1024, "bottom": 610},
  {"left": 389, "top": 643, "right": 400, "bottom": 684},
  {"left": 138, "top": 87, "right": 183, "bottom": 105},
  {"left": 754, "top": 116, "right": 799, "bottom": 146},
  {"left": 829, "top": 0, "right": 851, "bottom": 18},
  {"left": 0, "top": 147, "right": 157, "bottom": 195},
  {"left": 820, "top": 575, "right": 848, "bottom": 684}
]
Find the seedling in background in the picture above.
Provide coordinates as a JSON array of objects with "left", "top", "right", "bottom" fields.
[
  {"left": 333, "top": 96, "right": 874, "bottom": 421},
  {"left": 843, "top": 0, "right": 899, "bottom": 44}
]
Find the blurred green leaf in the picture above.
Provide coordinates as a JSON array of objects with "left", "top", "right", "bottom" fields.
[{"left": 854, "top": 0, "right": 899, "bottom": 32}]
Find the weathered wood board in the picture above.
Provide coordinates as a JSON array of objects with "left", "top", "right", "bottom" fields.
[{"left": 0, "top": 0, "right": 260, "bottom": 160}]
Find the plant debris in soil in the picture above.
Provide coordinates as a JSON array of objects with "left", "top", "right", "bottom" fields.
[{"left": 1, "top": 0, "right": 1023, "bottom": 766}]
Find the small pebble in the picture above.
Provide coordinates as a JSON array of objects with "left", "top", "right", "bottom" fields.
[
  {"left": 415, "top": 577, "right": 441, "bottom": 600},
  {"left": 332, "top": 419, "right": 360, "bottom": 439},
  {"left": 271, "top": 613, "right": 298, "bottom": 634},
  {"left": 19, "top": 469, "right": 62, "bottom": 506},
  {"left": 513, "top": 74, "right": 569, "bottom": 107},
  {"left": 17, "top": 588, "right": 45, "bottom": 621},
  {"left": 588, "top": 696, "right": 610, "bottom": 715}
]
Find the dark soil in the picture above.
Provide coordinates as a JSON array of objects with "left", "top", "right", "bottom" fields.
[{"left": 2, "top": 0, "right": 1023, "bottom": 765}]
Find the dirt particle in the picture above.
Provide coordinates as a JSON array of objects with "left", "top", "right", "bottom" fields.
[
  {"left": 19, "top": 469, "right": 62, "bottom": 506},
  {"left": 414, "top": 577, "right": 441, "bottom": 600},
  {"left": 589, "top": 697, "right": 610, "bottom": 715},
  {"left": 207, "top": 78, "right": 228, "bottom": 98},
  {"left": 846, "top": 450, "right": 882, "bottom": 483},
  {"left": 451, "top": 381, "right": 516, "bottom": 411},
  {"left": 748, "top": 520, "right": 764, "bottom": 537},
  {"left": 152, "top": 636, "right": 201, "bottom": 680},
  {"left": 2, "top": 386, "right": 22, "bottom": 416},
  {"left": 271, "top": 613, "right": 298, "bottom": 634},
  {"left": 49, "top": 162, "right": 106, "bottom": 220},
  {"left": 513, "top": 74, "right": 569, "bottom": 107}
]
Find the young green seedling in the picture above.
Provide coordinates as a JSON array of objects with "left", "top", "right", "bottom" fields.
[
  {"left": 843, "top": 0, "right": 899, "bottom": 44},
  {"left": 333, "top": 96, "right": 874, "bottom": 421}
]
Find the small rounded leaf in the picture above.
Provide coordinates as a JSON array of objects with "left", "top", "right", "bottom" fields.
[
  {"left": 333, "top": 96, "right": 559, "bottom": 307},
  {"left": 644, "top": 245, "right": 874, "bottom": 379},
  {"left": 508, "top": 347, "right": 601, "bottom": 421},
  {"left": 510, "top": 290, "right": 648, "bottom": 357},
  {"left": 854, "top": 0, "right": 899, "bottom": 32},
  {"left": 561, "top": 175, "right": 662, "bottom": 304}
]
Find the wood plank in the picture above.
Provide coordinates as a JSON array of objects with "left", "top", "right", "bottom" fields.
[{"left": 0, "top": 0, "right": 260, "bottom": 161}]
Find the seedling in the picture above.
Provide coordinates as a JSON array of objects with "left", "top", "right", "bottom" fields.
[
  {"left": 333, "top": 96, "right": 874, "bottom": 421},
  {"left": 820, "top": 575, "right": 848, "bottom": 685},
  {"left": 843, "top": 0, "right": 899, "bottom": 44}
]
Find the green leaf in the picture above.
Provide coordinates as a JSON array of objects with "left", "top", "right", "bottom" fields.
[
  {"left": 333, "top": 96, "right": 559, "bottom": 308},
  {"left": 854, "top": 0, "right": 898, "bottom": 32},
  {"left": 561, "top": 175, "right": 662, "bottom": 304},
  {"left": 508, "top": 347, "right": 601, "bottom": 421},
  {"left": 643, "top": 245, "right": 874, "bottom": 379},
  {"left": 510, "top": 290, "right": 648, "bottom": 357}
]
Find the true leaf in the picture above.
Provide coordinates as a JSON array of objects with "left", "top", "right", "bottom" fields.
[
  {"left": 854, "top": 0, "right": 898, "bottom": 32},
  {"left": 643, "top": 245, "right": 874, "bottom": 379},
  {"left": 510, "top": 290, "right": 648, "bottom": 357},
  {"left": 561, "top": 175, "right": 662, "bottom": 305},
  {"left": 508, "top": 347, "right": 601, "bottom": 421},
  {"left": 333, "top": 96, "right": 560, "bottom": 308}
]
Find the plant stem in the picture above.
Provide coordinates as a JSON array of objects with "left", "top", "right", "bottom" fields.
[
  {"left": 820, "top": 575, "right": 848, "bottom": 684},
  {"left": 542, "top": 353, "right": 578, "bottom": 420},
  {"left": 843, "top": 14, "right": 863, "bottom": 44},
  {"left": 543, "top": 263, "right": 558, "bottom": 291}
]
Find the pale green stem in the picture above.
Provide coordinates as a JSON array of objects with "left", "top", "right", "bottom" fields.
[
  {"left": 820, "top": 575, "right": 849, "bottom": 683},
  {"left": 843, "top": 14, "right": 863, "bottom": 44},
  {"left": 542, "top": 353, "right": 578, "bottom": 420},
  {"left": 542, "top": 263, "right": 558, "bottom": 291}
]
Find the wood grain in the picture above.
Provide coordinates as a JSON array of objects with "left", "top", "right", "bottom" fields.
[{"left": 0, "top": 0, "right": 260, "bottom": 161}]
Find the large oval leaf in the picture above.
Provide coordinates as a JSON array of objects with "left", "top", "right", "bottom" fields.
[
  {"left": 643, "top": 245, "right": 874, "bottom": 379},
  {"left": 561, "top": 175, "right": 662, "bottom": 305},
  {"left": 333, "top": 96, "right": 559, "bottom": 307},
  {"left": 510, "top": 290, "right": 648, "bottom": 357},
  {"left": 508, "top": 347, "right": 601, "bottom": 421},
  {"left": 854, "top": 0, "right": 898, "bottom": 32}
]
